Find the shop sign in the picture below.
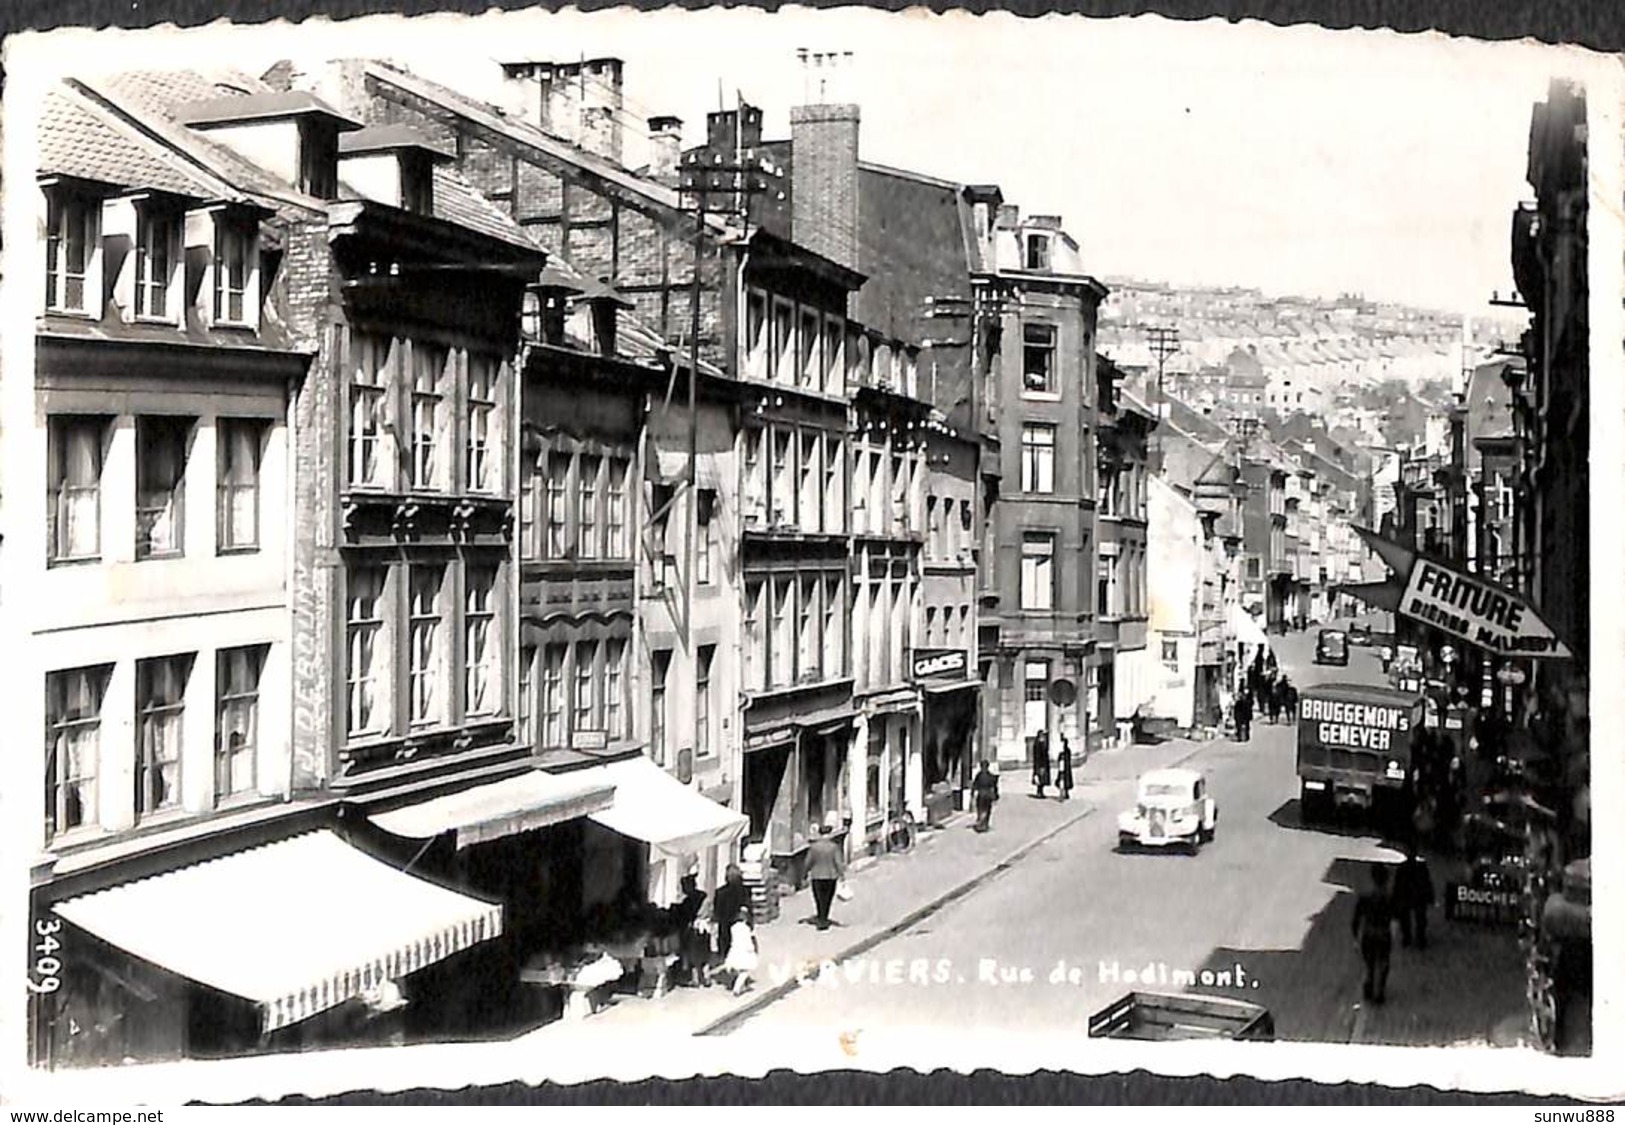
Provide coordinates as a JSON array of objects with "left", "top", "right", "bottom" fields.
[
  {"left": 1337, "top": 528, "right": 1573, "bottom": 660},
  {"left": 1444, "top": 706, "right": 1466, "bottom": 731},
  {"left": 1444, "top": 882, "right": 1521, "bottom": 925},
  {"left": 744, "top": 725, "right": 796, "bottom": 752},
  {"left": 572, "top": 729, "right": 608, "bottom": 751},
  {"left": 910, "top": 648, "right": 968, "bottom": 681}
]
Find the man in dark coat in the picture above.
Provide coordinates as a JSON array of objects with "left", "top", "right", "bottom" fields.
[
  {"left": 1055, "top": 736, "right": 1075, "bottom": 800},
  {"left": 1352, "top": 864, "right": 1398, "bottom": 1003},
  {"left": 971, "top": 761, "right": 999, "bottom": 832},
  {"left": 1031, "top": 730, "right": 1051, "bottom": 797},
  {"left": 806, "top": 823, "right": 846, "bottom": 931},
  {"left": 1233, "top": 691, "right": 1253, "bottom": 742},
  {"left": 1394, "top": 847, "right": 1435, "bottom": 950},
  {"left": 711, "top": 865, "right": 751, "bottom": 966}
]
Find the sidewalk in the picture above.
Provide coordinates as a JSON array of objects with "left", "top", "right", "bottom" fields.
[{"left": 535, "top": 733, "right": 1219, "bottom": 1040}]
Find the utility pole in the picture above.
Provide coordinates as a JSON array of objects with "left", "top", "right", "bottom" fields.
[{"left": 1146, "top": 325, "right": 1180, "bottom": 469}]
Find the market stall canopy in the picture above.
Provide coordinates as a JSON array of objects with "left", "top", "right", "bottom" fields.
[
  {"left": 53, "top": 831, "right": 502, "bottom": 1033},
  {"left": 587, "top": 756, "right": 749, "bottom": 858},
  {"left": 1227, "top": 603, "right": 1269, "bottom": 647},
  {"left": 370, "top": 766, "right": 616, "bottom": 849}
]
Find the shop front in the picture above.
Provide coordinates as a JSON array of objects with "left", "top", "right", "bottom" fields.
[
  {"left": 741, "top": 707, "right": 855, "bottom": 886},
  {"left": 913, "top": 648, "right": 981, "bottom": 822},
  {"left": 853, "top": 690, "right": 921, "bottom": 856},
  {"left": 39, "top": 828, "right": 506, "bottom": 1066}
]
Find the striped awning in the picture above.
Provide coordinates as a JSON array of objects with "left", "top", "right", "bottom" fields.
[
  {"left": 53, "top": 830, "right": 502, "bottom": 1033},
  {"left": 370, "top": 767, "right": 616, "bottom": 849}
]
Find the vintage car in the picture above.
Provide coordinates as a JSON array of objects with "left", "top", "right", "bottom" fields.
[
  {"left": 1315, "top": 628, "right": 1349, "bottom": 666},
  {"left": 1117, "top": 768, "right": 1217, "bottom": 852},
  {"left": 1348, "top": 622, "right": 1373, "bottom": 646}
]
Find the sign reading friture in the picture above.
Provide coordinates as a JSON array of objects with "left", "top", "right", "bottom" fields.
[
  {"left": 1400, "top": 559, "right": 1571, "bottom": 659},
  {"left": 910, "top": 648, "right": 968, "bottom": 681}
]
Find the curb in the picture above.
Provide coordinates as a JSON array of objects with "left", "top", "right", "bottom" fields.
[{"left": 694, "top": 801, "right": 1098, "bottom": 1037}]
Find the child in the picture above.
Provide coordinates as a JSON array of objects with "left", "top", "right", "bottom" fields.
[{"left": 724, "top": 918, "right": 759, "bottom": 996}]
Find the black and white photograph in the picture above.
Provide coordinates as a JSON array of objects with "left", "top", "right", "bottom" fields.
[{"left": 0, "top": 1, "right": 1619, "bottom": 1105}]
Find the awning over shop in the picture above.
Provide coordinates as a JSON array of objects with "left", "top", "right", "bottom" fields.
[
  {"left": 794, "top": 704, "right": 859, "bottom": 734},
  {"left": 53, "top": 830, "right": 502, "bottom": 1034},
  {"left": 922, "top": 677, "right": 984, "bottom": 695},
  {"left": 1227, "top": 603, "right": 1269, "bottom": 647},
  {"left": 370, "top": 767, "right": 616, "bottom": 849},
  {"left": 587, "top": 756, "right": 748, "bottom": 859}
]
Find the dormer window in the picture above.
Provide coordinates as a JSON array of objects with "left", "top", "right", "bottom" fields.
[
  {"left": 45, "top": 192, "right": 95, "bottom": 314},
  {"left": 1024, "top": 233, "right": 1051, "bottom": 272},
  {"left": 135, "top": 207, "right": 179, "bottom": 320},
  {"left": 298, "top": 118, "right": 339, "bottom": 200},
  {"left": 213, "top": 217, "right": 253, "bottom": 326}
]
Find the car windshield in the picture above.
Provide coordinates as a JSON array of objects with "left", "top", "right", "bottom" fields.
[{"left": 1142, "top": 783, "right": 1189, "bottom": 798}]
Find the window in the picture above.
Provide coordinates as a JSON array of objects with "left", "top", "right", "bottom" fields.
[
  {"left": 407, "top": 565, "right": 445, "bottom": 727},
  {"left": 45, "top": 666, "right": 110, "bottom": 838},
  {"left": 136, "top": 416, "right": 191, "bottom": 559},
  {"left": 744, "top": 579, "right": 767, "bottom": 693},
  {"left": 798, "top": 432, "right": 819, "bottom": 531},
  {"left": 136, "top": 655, "right": 191, "bottom": 819},
  {"left": 545, "top": 453, "right": 570, "bottom": 558},
  {"left": 1021, "top": 424, "right": 1056, "bottom": 494},
  {"left": 213, "top": 220, "right": 250, "bottom": 324},
  {"left": 770, "top": 577, "right": 794, "bottom": 688},
  {"left": 1020, "top": 532, "right": 1056, "bottom": 611},
  {"left": 1099, "top": 466, "right": 1120, "bottom": 517},
  {"left": 564, "top": 640, "right": 596, "bottom": 738},
  {"left": 1246, "top": 556, "right": 1262, "bottom": 579},
  {"left": 745, "top": 289, "right": 769, "bottom": 380},
  {"left": 926, "top": 496, "right": 939, "bottom": 558},
  {"left": 925, "top": 606, "right": 938, "bottom": 646},
  {"left": 606, "top": 458, "right": 629, "bottom": 557},
  {"left": 346, "top": 566, "right": 389, "bottom": 738},
  {"left": 866, "top": 726, "right": 884, "bottom": 818},
  {"left": 577, "top": 456, "right": 600, "bottom": 560},
  {"left": 45, "top": 193, "right": 92, "bottom": 313},
  {"left": 743, "top": 428, "right": 766, "bottom": 524},
  {"left": 464, "top": 566, "right": 498, "bottom": 717},
  {"left": 799, "top": 309, "right": 821, "bottom": 388},
  {"left": 349, "top": 336, "right": 390, "bottom": 490},
  {"left": 1099, "top": 554, "right": 1119, "bottom": 617},
  {"left": 216, "top": 645, "right": 266, "bottom": 802},
  {"left": 798, "top": 575, "right": 820, "bottom": 682},
  {"left": 696, "top": 645, "right": 715, "bottom": 759},
  {"left": 697, "top": 488, "right": 715, "bottom": 585},
  {"left": 823, "top": 574, "right": 843, "bottom": 677},
  {"left": 1161, "top": 638, "right": 1180, "bottom": 669},
  {"left": 822, "top": 317, "right": 844, "bottom": 394},
  {"left": 48, "top": 416, "right": 106, "bottom": 563},
  {"left": 1024, "top": 661, "right": 1049, "bottom": 703},
  {"left": 1022, "top": 323, "right": 1057, "bottom": 395},
  {"left": 604, "top": 640, "right": 626, "bottom": 739},
  {"left": 541, "top": 644, "right": 565, "bottom": 748},
  {"left": 518, "top": 645, "right": 537, "bottom": 746},
  {"left": 467, "top": 356, "right": 497, "bottom": 493},
  {"left": 217, "top": 418, "right": 264, "bottom": 552},
  {"left": 1025, "top": 233, "right": 1051, "bottom": 271},
  {"left": 410, "top": 344, "right": 446, "bottom": 490},
  {"left": 824, "top": 436, "right": 844, "bottom": 533},
  {"left": 520, "top": 469, "right": 540, "bottom": 560},
  {"left": 771, "top": 430, "right": 793, "bottom": 524},
  {"left": 134, "top": 209, "right": 175, "bottom": 319},
  {"left": 650, "top": 649, "right": 671, "bottom": 766},
  {"left": 772, "top": 299, "right": 795, "bottom": 384},
  {"left": 298, "top": 120, "right": 338, "bottom": 200}
]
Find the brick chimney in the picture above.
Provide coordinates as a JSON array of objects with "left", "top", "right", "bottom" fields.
[
  {"left": 790, "top": 103, "right": 860, "bottom": 272},
  {"left": 499, "top": 57, "right": 626, "bottom": 165},
  {"left": 648, "top": 115, "right": 683, "bottom": 186}
]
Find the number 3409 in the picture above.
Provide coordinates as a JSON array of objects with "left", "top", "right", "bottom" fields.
[{"left": 28, "top": 918, "right": 63, "bottom": 994}]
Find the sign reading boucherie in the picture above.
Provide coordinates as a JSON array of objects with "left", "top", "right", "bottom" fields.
[
  {"left": 910, "top": 648, "right": 968, "bottom": 680},
  {"left": 1400, "top": 559, "right": 1571, "bottom": 659}
]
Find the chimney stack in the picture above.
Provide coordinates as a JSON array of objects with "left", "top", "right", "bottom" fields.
[
  {"left": 499, "top": 57, "right": 626, "bottom": 165},
  {"left": 648, "top": 115, "right": 683, "bottom": 187},
  {"left": 994, "top": 203, "right": 1021, "bottom": 230},
  {"left": 789, "top": 103, "right": 861, "bottom": 272}
]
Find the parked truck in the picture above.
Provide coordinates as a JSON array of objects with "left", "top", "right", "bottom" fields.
[
  {"left": 1087, "top": 991, "right": 1275, "bottom": 1041},
  {"left": 1296, "top": 682, "right": 1425, "bottom": 825}
]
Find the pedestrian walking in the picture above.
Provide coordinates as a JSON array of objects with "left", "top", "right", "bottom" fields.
[
  {"left": 971, "top": 760, "right": 1000, "bottom": 832},
  {"left": 1394, "top": 848, "right": 1435, "bottom": 950},
  {"left": 806, "top": 823, "right": 846, "bottom": 931},
  {"left": 1031, "top": 730, "right": 1052, "bottom": 797},
  {"left": 1264, "top": 677, "right": 1281, "bottom": 724},
  {"left": 1352, "top": 864, "right": 1398, "bottom": 1004},
  {"left": 1233, "top": 691, "right": 1253, "bottom": 742},
  {"left": 711, "top": 864, "right": 751, "bottom": 974},
  {"left": 671, "top": 873, "right": 709, "bottom": 986},
  {"left": 723, "top": 918, "right": 759, "bottom": 995},
  {"left": 1056, "top": 736, "right": 1075, "bottom": 800}
]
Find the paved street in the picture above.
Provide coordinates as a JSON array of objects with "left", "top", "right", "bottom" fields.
[{"left": 720, "top": 620, "right": 1528, "bottom": 1048}]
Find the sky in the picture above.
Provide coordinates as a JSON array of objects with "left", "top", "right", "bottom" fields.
[{"left": 19, "top": 7, "right": 1607, "bottom": 316}]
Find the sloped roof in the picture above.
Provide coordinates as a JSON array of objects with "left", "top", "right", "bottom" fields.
[
  {"left": 39, "top": 85, "right": 240, "bottom": 203},
  {"left": 429, "top": 163, "right": 538, "bottom": 252}
]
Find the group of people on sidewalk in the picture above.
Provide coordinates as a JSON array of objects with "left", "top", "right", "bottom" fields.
[
  {"left": 1232, "top": 649, "right": 1297, "bottom": 741},
  {"left": 966, "top": 728, "right": 1082, "bottom": 835},
  {"left": 1350, "top": 846, "right": 1437, "bottom": 1005}
]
